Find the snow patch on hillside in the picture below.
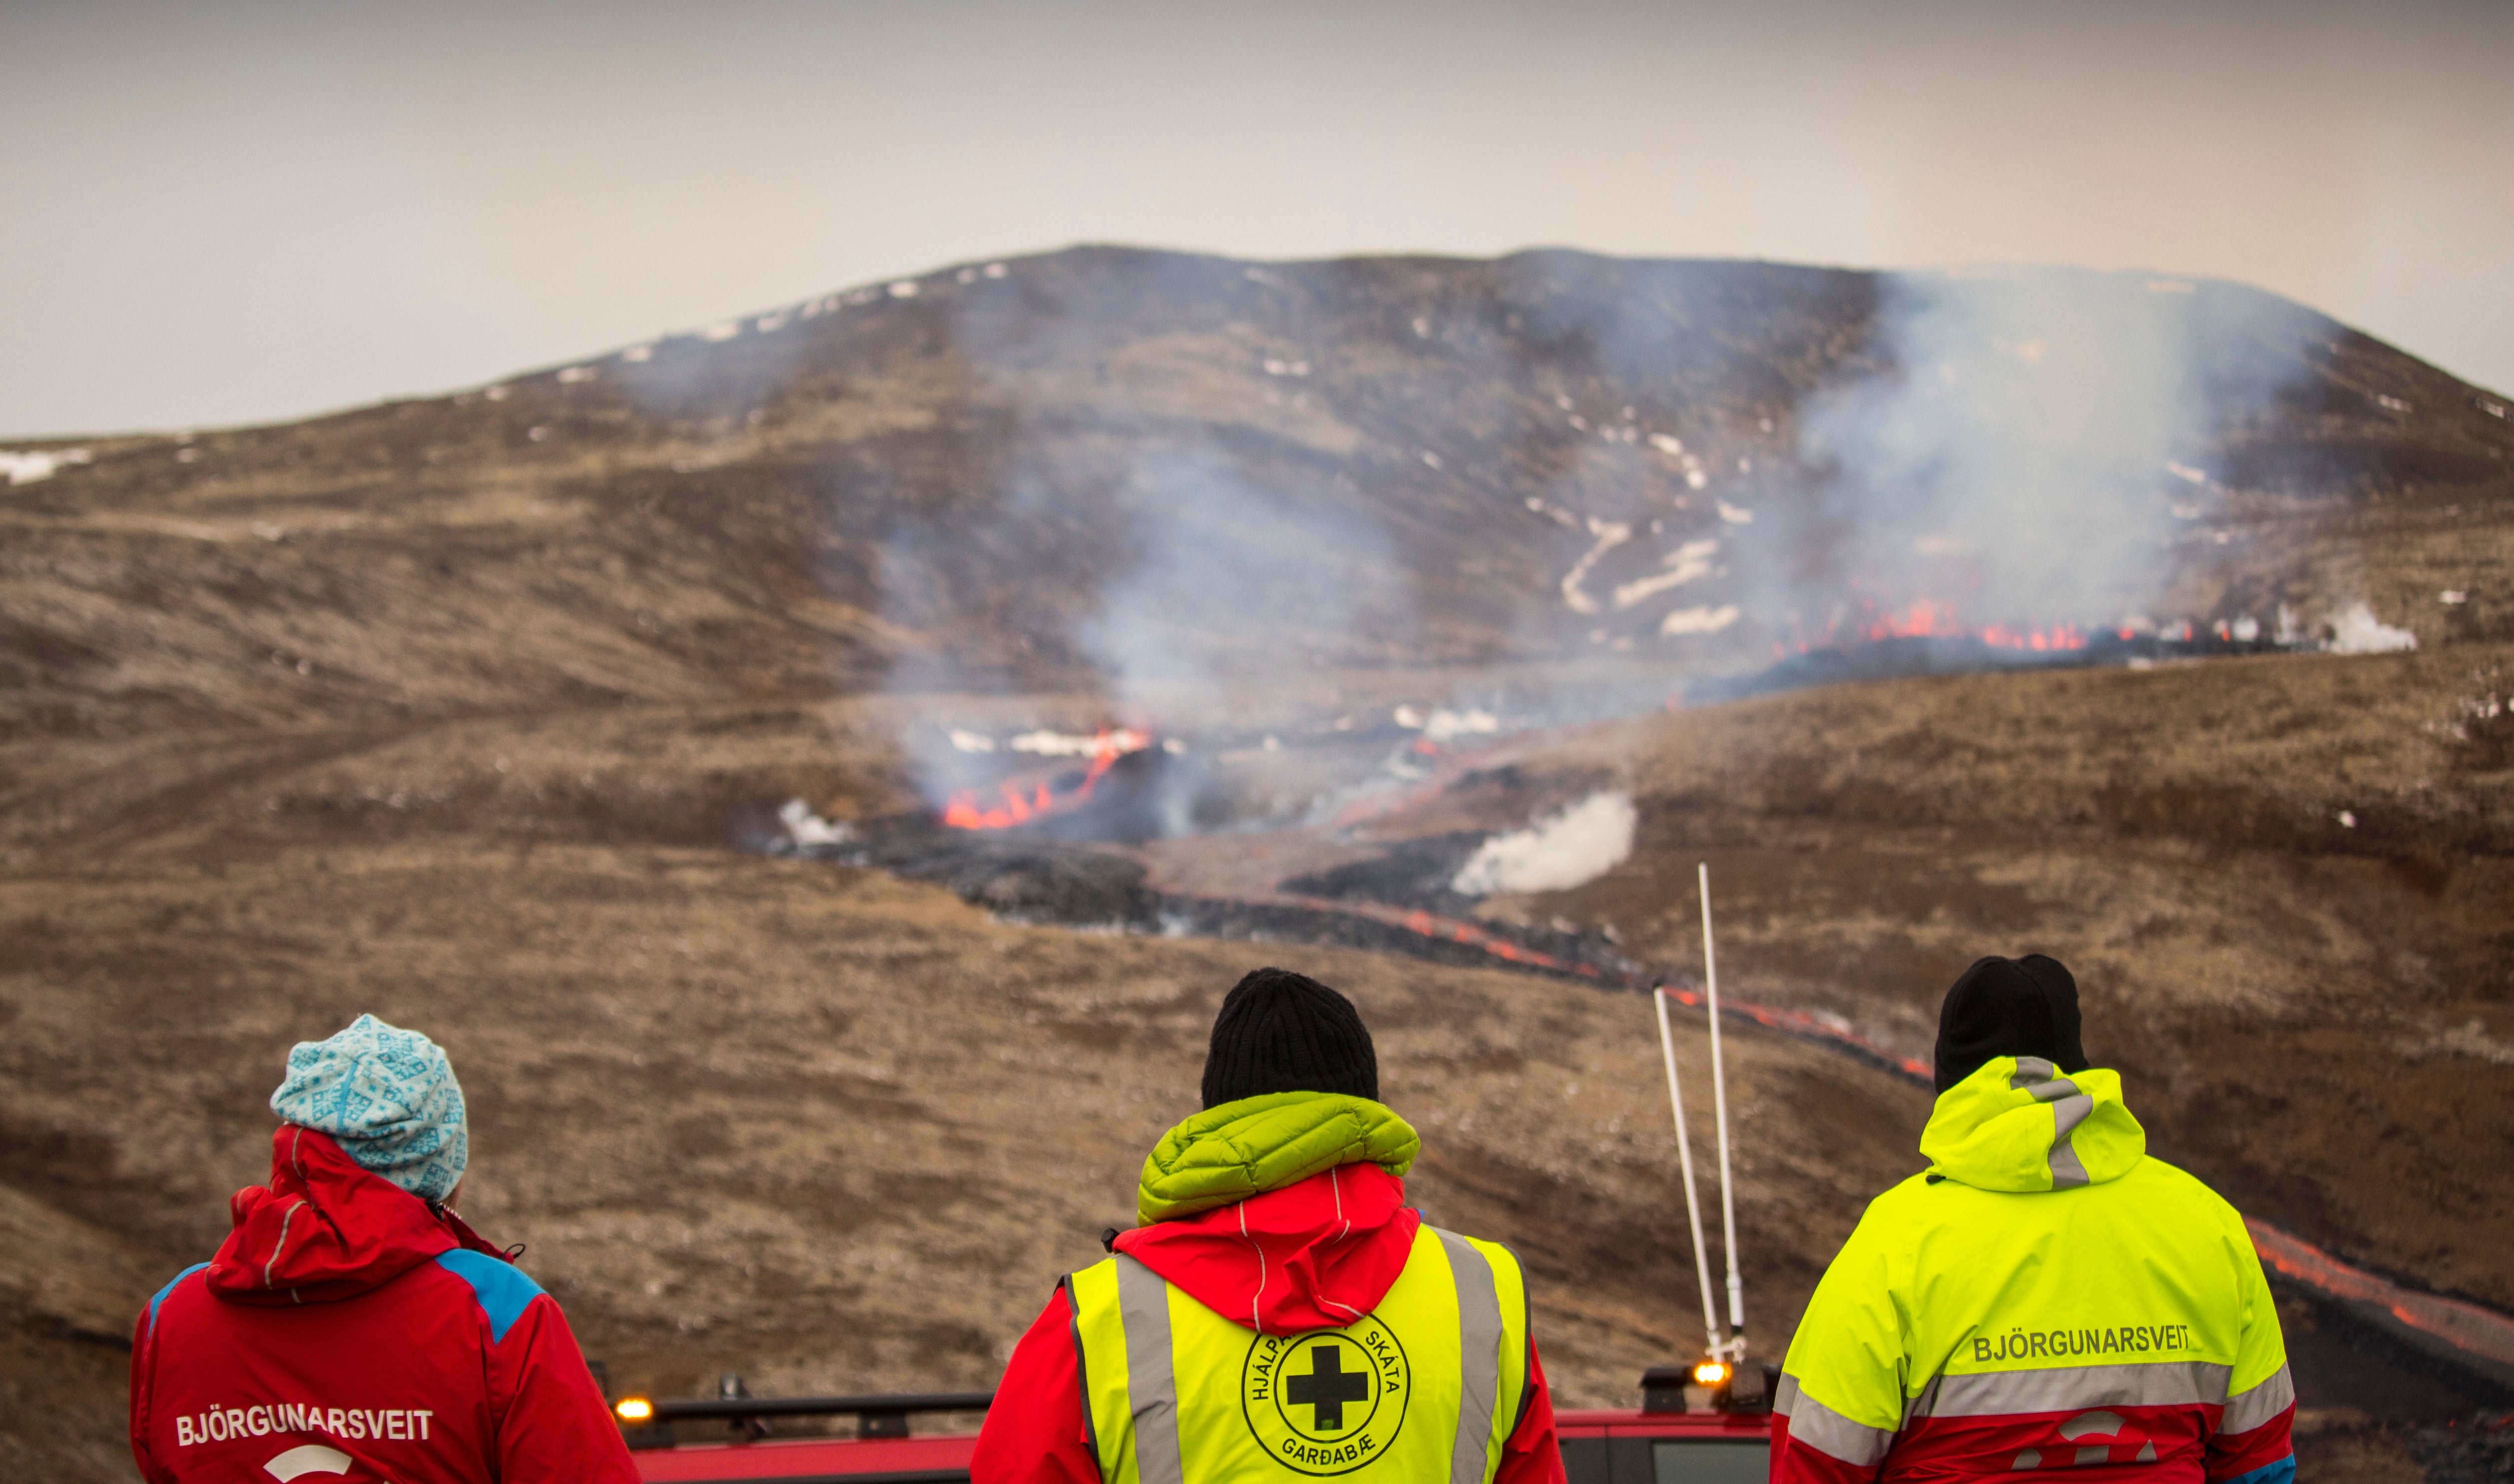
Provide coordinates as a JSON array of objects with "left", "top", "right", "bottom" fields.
[
  {"left": 1559, "top": 517, "right": 1632, "bottom": 615},
  {"left": 1661, "top": 604, "right": 1741, "bottom": 636},
  {"left": 1, "top": 448, "right": 90, "bottom": 484},
  {"left": 1613, "top": 538, "right": 1718, "bottom": 609},
  {"left": 1394, "top": 705, "right": 1498, "bottom": 742}
]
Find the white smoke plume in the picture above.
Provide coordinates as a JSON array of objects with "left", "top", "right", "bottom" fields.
[
  {"left": 2327, "top": 602, "right": 2419, "bottom": 654},
  {"left": 1073, "top": 444, "right": 1404, "bottom": 727},
  {"left": 1450, "top": 791, "right": 1637, "bottom": 896},
  {"left": 1785, "top": 270, "right": 2319, "bottom": 633}
]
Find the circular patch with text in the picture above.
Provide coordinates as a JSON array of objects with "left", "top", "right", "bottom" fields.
[{"left": 1241, "top": 1315, "right": 1413, "bottom": 1476}]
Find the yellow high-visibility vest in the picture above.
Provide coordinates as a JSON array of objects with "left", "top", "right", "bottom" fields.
[{"left": 1068, "top": 1225, "right": 1528, "bottom": 1484}]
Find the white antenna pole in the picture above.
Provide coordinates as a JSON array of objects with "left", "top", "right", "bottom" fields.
[
  {"left": 1654, "top": 983, "right": 1721, "bottom": 1357},
  {"left": 1700, "top": 863, "right": 1745, "bottom": 1359}
]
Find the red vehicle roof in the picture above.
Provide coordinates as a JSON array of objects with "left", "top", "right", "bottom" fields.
[
  {"left": 1557, "top": 1409, "right": 1774, "bottom": 1437},
  {"left": 625, "top": 1409, "right": 1772, "bottom": 1484},
  {"left": 632, "top": 1432, "right": 976, "bottom": 1483}
]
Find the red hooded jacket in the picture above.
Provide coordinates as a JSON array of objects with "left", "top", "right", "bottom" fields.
[
  {"left": 129, "top": 1125, "right": 636, "bottom": 1484},
  {"left": 971, "top": 1163, "right": 1563, "bottom": 1484}
]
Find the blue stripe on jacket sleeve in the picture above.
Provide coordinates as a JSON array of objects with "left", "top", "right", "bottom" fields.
[
  {"left": 146, "top": 1263, "right": 211, "bottom": 1336},
  {"left": 433, "top": 1249, "right": 546, "bottom": 1344},
  {"left": 2220, "top": 1455, "right": 2296, "bottom": 1484}
]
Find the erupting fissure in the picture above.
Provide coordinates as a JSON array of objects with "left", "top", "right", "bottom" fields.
[
  {"left": 1779, "top": 598, "right": 2094, "bottom": 657},
  {"left": 942, "top": 728, "right": 1151, "bottom": 829}
]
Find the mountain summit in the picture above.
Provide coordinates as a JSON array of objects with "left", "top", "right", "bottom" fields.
[{"left": 3, "top": 248, "right": 2504, "bottom": 742}]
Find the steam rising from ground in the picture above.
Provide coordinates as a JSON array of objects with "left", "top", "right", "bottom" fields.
[
  {"left": 866, "top": 256, "right": 1429, "bottom": 824},
  {"left": 1074, "top": 446, "right": 1403, "bottom": 722},
  {"left": 1787, "top": 271, "right": 2316, "bottom": 631},
  {"left": 2328, "top": 602, "right": 2420, "bottom": 654},
  {"left": 1450, "top": 791, "right": 1637, "bottom": 896}
]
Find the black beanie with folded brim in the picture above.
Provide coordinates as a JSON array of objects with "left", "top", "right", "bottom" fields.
[
  {"left": 1202, "top": 967, "right": 1379, "bottom": 1109},
  {"left": 1933, "top": 954, "right": 2090, "bottom": 1094}
]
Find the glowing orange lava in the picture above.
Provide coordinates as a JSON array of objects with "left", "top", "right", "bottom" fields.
[
  {"left": 942, "top": 729, "right": 1150, "bottom": 830},
  {"left": 1772, "top": 598, "right": 2093, "bottom": 657}
]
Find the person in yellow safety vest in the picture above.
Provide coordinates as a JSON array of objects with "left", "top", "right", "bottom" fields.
[
  {"left": 1772, "top": 955, "right": 2296, "bottom": 1484},
  {"left": 972, "top": 967, "right": 1566, "bottom": 1484}
]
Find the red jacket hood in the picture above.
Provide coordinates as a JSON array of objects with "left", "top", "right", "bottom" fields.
[
  {"left": 206, "top": 1124, "right": 500, "bottom": 1305},
  {"left": 1114, "top": 1162, "right": 1420, "bottom": 1336}
]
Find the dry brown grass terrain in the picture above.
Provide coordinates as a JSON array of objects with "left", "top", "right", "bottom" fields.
[
  {"left": 5, "top": 655, "right": 2507, "bottom": 1480},
  {"left": 1428, "top": 645, "right": 2514, "bottom": 1311},
  {"left": 0, "top": 826, "right": 1929, "bottom": 1476}
]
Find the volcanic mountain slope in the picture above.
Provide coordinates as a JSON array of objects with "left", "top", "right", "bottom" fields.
[
  {"left": 2, "top": 248, "right": 2511, "bottom": 1480},
  {"left": 1, "top": 246, "right": 2507, "bottom": 752}
]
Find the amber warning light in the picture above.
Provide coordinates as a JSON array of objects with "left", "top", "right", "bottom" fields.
[
  {"left": 614, "top": 1397, "right": 655, "bottom": 1424},
  {"left": 1691, "top": 1360, "right": 1731, "bottom": 1388}
]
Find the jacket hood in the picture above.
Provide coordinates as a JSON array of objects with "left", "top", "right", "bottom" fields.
[
  {"left": 206, "top": 1125, "right": 497, "bottom": 1305},
  {"left": 1116, "top": 1092, "right": 1423, "bottom": 1336},
  {"left": 1921, "top": 1056, "right": 2145, "bottom": 1193},
  {"left": 1135, "top": 1091, "right": 1418, "bottom": 1226}
]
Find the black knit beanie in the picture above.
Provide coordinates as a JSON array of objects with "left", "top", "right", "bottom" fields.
[
  {"left": 1932, "top": 954, "right": 2089, "bottom": 1094},
  {"left": 1201, "top": 968, "right": 1379, "bottom": 1109}
]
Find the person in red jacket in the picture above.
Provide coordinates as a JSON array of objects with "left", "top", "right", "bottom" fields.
[
  {"left": 129, "top": 1014, "right": 636, "bottom": 1484},
  {"left": 973, "top": 968, "right": 1565, "bottom": 1484}
]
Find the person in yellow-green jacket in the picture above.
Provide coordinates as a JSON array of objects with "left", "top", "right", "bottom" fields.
[
  {"left": 972, "top": 967, "right": 1564, "bottom": 1484},
  {"left": 1773, "top": 955, "right": 2295, "bottom": 1484}
]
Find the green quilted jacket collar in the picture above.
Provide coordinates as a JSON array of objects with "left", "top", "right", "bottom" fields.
[{"left": 1137, "top": 1092, "right": 1420, "bottom": 1225}]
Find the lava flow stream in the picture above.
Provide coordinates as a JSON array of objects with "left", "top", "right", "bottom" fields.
[
  {"left": 943, "top": 728, "right": 1150, "bottom": 829},
  {"left": 1199, "top": 883, "right": 1936, "bottom": 1082},
  {"left": 1776, "top": 597, "right": 2094, "bottom": 657}
]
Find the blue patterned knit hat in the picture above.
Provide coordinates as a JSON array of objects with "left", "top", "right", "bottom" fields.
[{"left": 269, "top": 1014, "right": 468, "bottom": 1204}]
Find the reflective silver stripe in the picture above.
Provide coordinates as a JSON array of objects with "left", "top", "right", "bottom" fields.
[
  {"left": 1777, "top": 1375, "right": 1895, "bottom": 1467},
  {"left": 1901, "top": 1373, "right": 1944, "bottom": 1430},
  {"left": 1927, "top": 1361, "right": 2232, "bottom": 1418},
  {"left": 1773, "top": 1372, "right": 1800, "bottom": 1417},
  {"left": 2010, "top": 1059, "right": 2093, "bottom": 1189},
  {"left": 1114, "top": 1256, "right": 1185, "bottom": 1484},
  {"left": 1062, "top": 1277, "right": 1099, "bottom": 1463},
  {"left": 263, "top": 1199, "right": 305, "bottom": 1291},
  {"left": 2218, "top": 1364, "right": 2295, "bottom": 1435},
  {"left": 1435, "top": 1228, "right": 1504, "bottom": 1484},
  {"left": 2048, "top": 1095, "right": 2093, "bottom": 1189}
]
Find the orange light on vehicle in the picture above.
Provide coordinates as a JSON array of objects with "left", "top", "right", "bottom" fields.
[
  {"left": 615, "top": 1397, "right": 655, "bottom": 1424},
  {"left": 1691, "top": 1361, "right": 1730, "bottom": 1387}
]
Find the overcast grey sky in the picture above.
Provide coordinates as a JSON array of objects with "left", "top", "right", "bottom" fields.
[{"left": 4, "top": 0, "right": 2508, "bottom": 437}]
